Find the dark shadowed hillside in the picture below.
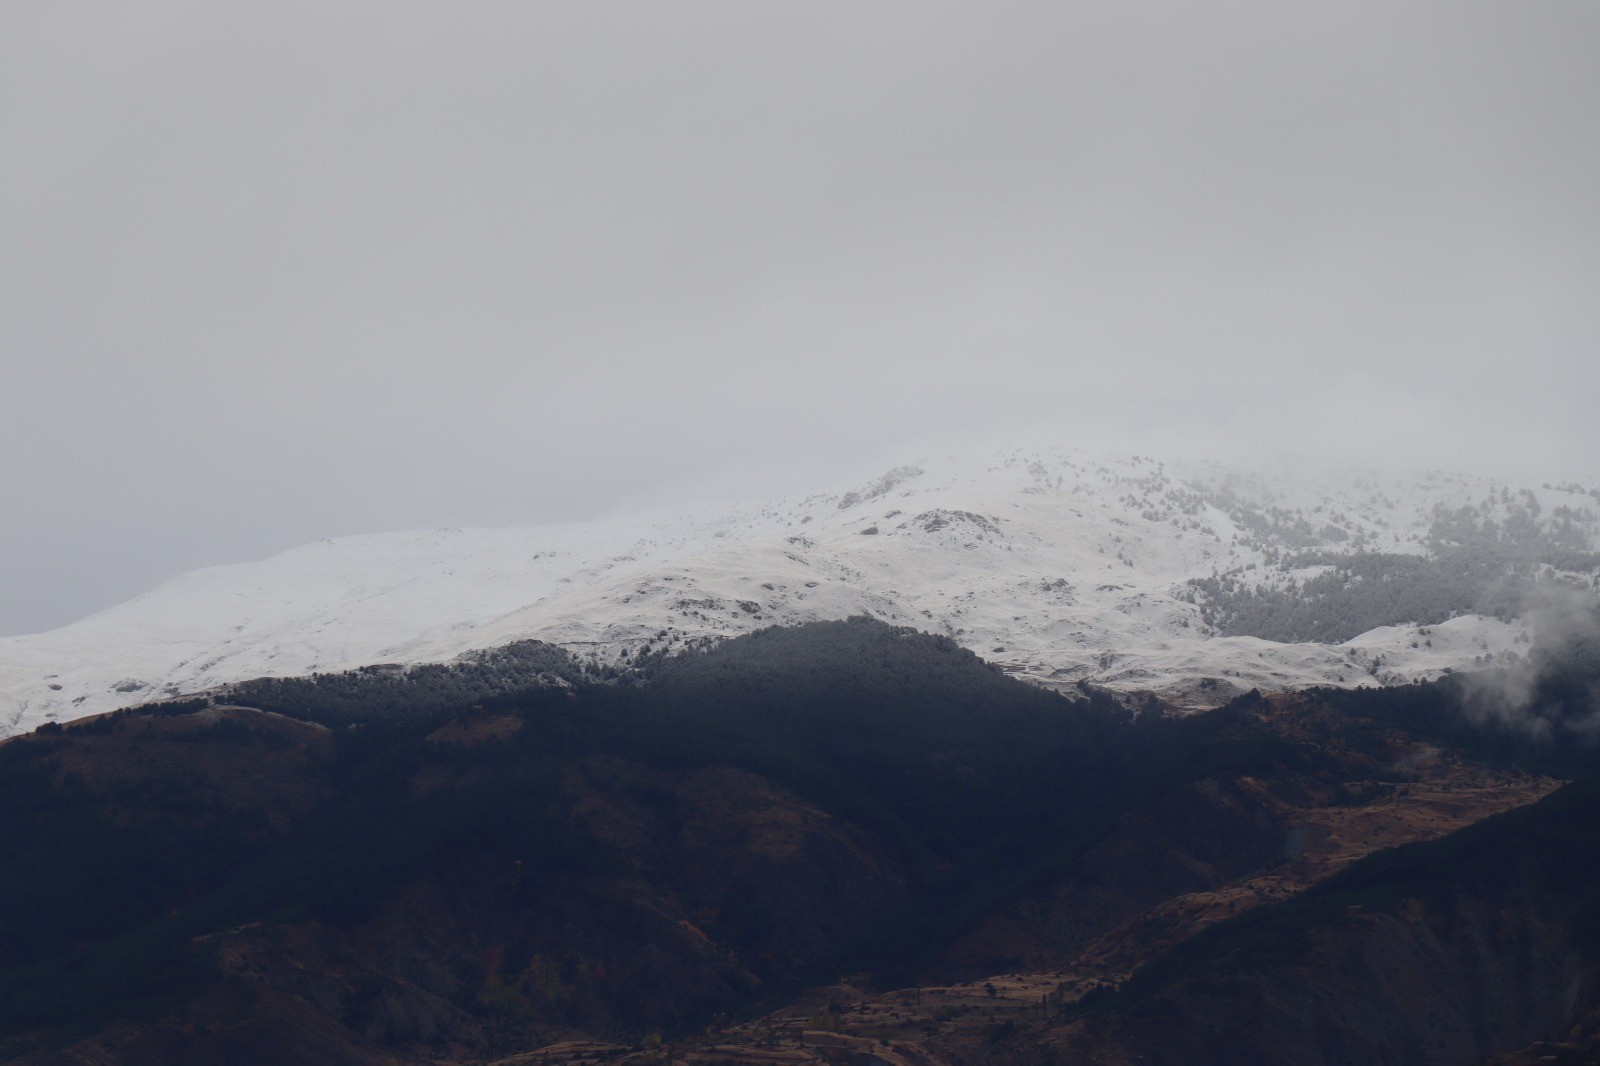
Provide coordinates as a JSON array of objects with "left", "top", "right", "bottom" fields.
[
  {"left": 1021, "top": 772, "right": 1600, "bottom": 1066},
  {"left": 0, "top": 617, "right": 1596, "bottom": 1065}
]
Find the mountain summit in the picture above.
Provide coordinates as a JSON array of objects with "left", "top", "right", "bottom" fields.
[{"left": 4, "top": 446, "right": 1597, "bottom": 736}]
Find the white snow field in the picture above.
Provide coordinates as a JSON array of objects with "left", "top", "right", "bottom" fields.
[{"left": 3, "top": 446, "right": 1596, "bottom": 736}]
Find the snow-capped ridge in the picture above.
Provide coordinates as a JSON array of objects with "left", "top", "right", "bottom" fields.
[{"left": 3, "top": 445, "right": 1596, "bottom": 736}]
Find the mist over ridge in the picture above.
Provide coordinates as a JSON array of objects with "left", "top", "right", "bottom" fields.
[{"left": 4, "top": 3, "right": 1597, "bottom": 637}]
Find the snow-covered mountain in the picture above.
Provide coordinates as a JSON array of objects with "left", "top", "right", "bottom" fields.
[{"left": 4, "top": 446, "right": 1598, "bottom": 736}]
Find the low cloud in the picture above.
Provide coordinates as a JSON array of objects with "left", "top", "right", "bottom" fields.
[{"left": 1460, "top": 584, "right": 1600, "bottom": 741}]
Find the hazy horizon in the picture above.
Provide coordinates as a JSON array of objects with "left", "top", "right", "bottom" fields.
[{"left": 4, "top": 2, "right": 1598, "bottom": 636}]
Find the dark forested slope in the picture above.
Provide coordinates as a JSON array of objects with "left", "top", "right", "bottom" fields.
[
  {"left": 0, "top": 616, "right": 1595, "bottom": 1065},
  {"left": 1028, "top": 771, "right": 1600, "bottom": 1066}
]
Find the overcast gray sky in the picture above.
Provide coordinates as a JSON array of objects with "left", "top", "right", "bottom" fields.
[{"left": 2, "top": 2, "right": 1597, "bottom": 636}]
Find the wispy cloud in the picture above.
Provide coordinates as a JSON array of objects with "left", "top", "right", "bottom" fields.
[{"left": 1461, "top": 585, "right": 1600, "bottom": 741}]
